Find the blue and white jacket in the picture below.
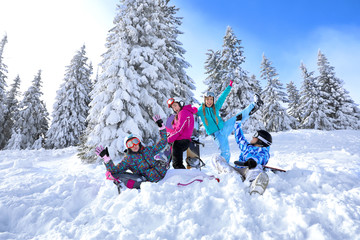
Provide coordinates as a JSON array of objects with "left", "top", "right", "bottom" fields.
[{"left": 234, "top": 121, "right": 270, "bottom": 166}]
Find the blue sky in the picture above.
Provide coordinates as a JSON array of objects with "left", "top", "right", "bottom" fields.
[
  {"left": 172, "top": 0, "right": 360, "bottom": 103},
  {"left": 0, "top": 0, "right": 359, "bottom": 111}
]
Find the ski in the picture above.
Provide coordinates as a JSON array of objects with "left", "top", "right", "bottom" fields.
[{"left": 263, "top": 165, "right": 286, "bottom": 173}]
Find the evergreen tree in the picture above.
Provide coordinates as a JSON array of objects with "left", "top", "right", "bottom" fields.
[
  {"left": 9, "top": 70, "right": 49, "bottom": 149},
  {"left": 162, "top": 2, "right": 196, "bottom": 102},
  {"left": 2, "top": 75, "right": 21, "bottom": 149},
  {"left": 260, "top": 54, "right": 294, "bottom": 132},
  {"left": 298, "top": 63, "right": 331, "bottom": 129},
  {"left": 0, "top": 34, "right": 8, "bottom": 149},
  {"left": 317, "top": 50, "right": 359, "bottom": 129},
  {"left": 46, "top": 45, "right": 93, "bottom": 148},
  {"left": 286, "top": 81, "right": 301, "bottom": 128},
  {"left": 218, "top": 26, "right": 251, "bottom": 121},
  {"left": 249, "top": 74, "right": 262, "bottom": 94},
  {"left": 80, "top": 0, "right": 194, "bottom": 162},
  {"left": 204, "top": 49, "right": 222, "bottom": 95}
]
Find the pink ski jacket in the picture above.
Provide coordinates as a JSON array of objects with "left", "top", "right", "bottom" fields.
[{"left": 167, "top": 105, "right": 197, "bottom": 143}]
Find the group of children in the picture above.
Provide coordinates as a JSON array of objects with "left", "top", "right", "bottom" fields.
[{"left": 95, "top": 80, "right": 272, "bottom": 189}]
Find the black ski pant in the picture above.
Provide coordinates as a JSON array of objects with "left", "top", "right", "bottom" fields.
[{"left": 172, "top": 139, "right": 190, "bottom": 169}]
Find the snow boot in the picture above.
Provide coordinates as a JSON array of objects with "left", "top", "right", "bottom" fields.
[
  {"left": 212, "top": 155, "right": 236, "bottom": 174},
  {"left": 249, "top": 172, "right": 269, "bottom": 195}
]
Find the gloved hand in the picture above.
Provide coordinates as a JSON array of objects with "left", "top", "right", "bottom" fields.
[
  {"left": 153, "top": 114, "right": 165, "bottom": 130},
  {"left": 229, "top": 80, "right": 233, "bottom": 87},
  {"left": 236, "top": 114, "right": 243, "bottom": 121},
  {"left": 244, "top": 158, "right": 257, "bottom": 169},
  {"left": 95, "top": 146, "right": 111, "bottom": 163},
  {"left": 254, "top": 94, "right": 263, "bottom": 107}
]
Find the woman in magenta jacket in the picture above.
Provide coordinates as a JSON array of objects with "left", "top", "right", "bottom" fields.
[{"left": 167, "top": 97, "right": 197, "bottom": 169}]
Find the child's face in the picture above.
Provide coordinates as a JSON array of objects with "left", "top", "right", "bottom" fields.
[
  {"left": 171, "top": 102, "right": 181, "bottom": 113},
  {"left": 130, "top": 144, "right": 140, "bottom": 152},
  {"left": 250, "top": 137, "right": 258, "bottom": 145},
  {"left": 205, "top": 97, "right": 214, "bottom": 107}
]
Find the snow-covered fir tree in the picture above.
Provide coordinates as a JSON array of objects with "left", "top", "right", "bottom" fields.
[
  {"left": 46, "top": 45, "right": 93, "bottom": 149},
  {"left": 2, "top": 75, "right": 21, "bottom": 149},
  {"left": 80, "top": 0, "right": 195, "bottom": 162},
  {"left": 203, "top": 49, "right": 222, "bottom": 95},
  {"left": 218, "top": 26, "right": 252, "bottom": 121},
  {"left": 298, "top": 62, "right": 331, "bottom": 129},
  {"left": 260, "top": 54, "right": 294, "bottom": 132},
  {"left": 162, "top": 2, "right": 196, "bottom": 101},
  {"left": 8, "top": 70, "right": 49, "bottom": 149},
  {"left": 0, "top": 34, "right": 8, "bottom": 149},
  {"left": 286, "top": 81, "right": 301, "bottom": 128},
  {"left": 317, "top": 50, "right": 359, "bottom": 129}
]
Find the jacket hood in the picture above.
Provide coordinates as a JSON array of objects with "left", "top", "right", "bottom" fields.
[{"left": 182, "top": 104, "right": 198, "bottom": 114}]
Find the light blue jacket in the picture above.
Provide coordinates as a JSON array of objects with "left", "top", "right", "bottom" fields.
[
  {"left": 234, "top": 121, "right": 270, "bottom": 166},
  {"left": 197, "top": 85, "right": 232, "bottom": 135}
]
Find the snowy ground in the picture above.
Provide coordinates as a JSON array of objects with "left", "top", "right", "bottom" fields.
[{"left": 1, "top": 130, "right": 360, "bottom": 240}]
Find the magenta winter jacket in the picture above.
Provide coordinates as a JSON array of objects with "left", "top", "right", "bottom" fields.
[{"left": 167, "top": 105, "right": 197, "bottom": 143}]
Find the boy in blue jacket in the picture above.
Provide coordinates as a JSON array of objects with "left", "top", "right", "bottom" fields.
[{"left": 232, "top": 107, "right": 272, "bottom": 182}]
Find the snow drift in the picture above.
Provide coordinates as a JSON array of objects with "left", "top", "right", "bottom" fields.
[{"left": 1, "top": 130, "right": 360, "bottom": 240}]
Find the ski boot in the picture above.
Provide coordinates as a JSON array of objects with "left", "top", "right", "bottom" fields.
[
  {"left": 249, "top": 172, "right": 269, "bottom": 195},
  {"left": 186, "top": 157, "right": 205, "bottom": 170}
]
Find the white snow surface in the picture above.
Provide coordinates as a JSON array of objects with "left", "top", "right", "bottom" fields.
[{"left": 1, "top": 130, "right": 360, "bottom": 240}]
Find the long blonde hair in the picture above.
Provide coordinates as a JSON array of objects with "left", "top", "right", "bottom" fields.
[{"left": 202, "top": 103, "right": 219, "bottom": 126}]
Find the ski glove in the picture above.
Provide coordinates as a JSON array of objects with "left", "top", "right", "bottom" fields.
[
  {"left": 95, "top": 146, "right": 111, "bottom": 163},
  {"left": 236, "top": 114, "right": 243, "bottom": 122},
  {"left": 245, "top": 159, "right": 257, "bottom": 169},
  {"left": 254, "top": 94, "right": 263, "bottom": 107},
  {"left": 153, "top": 115, "right": 165, "bottom": 130},
  {"left": 249, "top": 94, "right": 264, "bottom": 116},
  {"left": 229, "top": 80, "right": 233, "bottom": 87}
]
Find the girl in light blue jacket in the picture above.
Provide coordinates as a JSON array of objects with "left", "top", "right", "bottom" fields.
[{"left": 197, "top": 81, "right": 261, "bottom": 163}]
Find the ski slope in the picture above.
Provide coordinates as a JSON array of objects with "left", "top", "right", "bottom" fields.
[{"left": 1, "top": 130, "right": 360, "bottom": 240}]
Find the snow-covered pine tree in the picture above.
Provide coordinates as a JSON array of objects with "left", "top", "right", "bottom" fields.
[
  {"left": 218, "top": 26, "right": 252, "bottom": 121},
  {"left": 46, "top": 45, "right": 92, "bottom": 149},
  {"left": 317, "top": 50, "right": 359, "bottom": 130},
  {"left": 12, "top": 70, "right": 49, "bottom": 149},
  {"left": 161, "top": 2, "right": 196, "bottom": 102},
  {"left": 298, "top": 62, "right": 331, "bottom": 129},
  {"left": 286, "top": 81, "right": 301, "bottom": 129},
  {"left": 204, "top": 49, "right": 222, "bottom": 95},
  {"left": 3, "top": 75, "right": 21, "bottom": 149},
  {"left": 80, "top": 0, "right": 194, "bottom": 163},
  {"left": 260, "top": 54, "right": 294, "bottom": 132},
  {"left": 0, "top": 34, "right": 8, "bottom": 149}
]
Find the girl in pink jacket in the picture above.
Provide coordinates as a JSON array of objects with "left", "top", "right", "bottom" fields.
[{"left": 167, "top": 97, "right": 197, "bottom": 169}]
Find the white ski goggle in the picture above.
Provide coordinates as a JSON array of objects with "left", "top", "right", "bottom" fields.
[{"left": 204, "top": 91, "right": 215, "bottom": 98}]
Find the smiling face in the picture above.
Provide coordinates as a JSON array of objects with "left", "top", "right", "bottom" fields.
[
  {"left": 171, "top": 102, "right": 181, "bottom": 113},
  {"left": 130, "top": 144, "right": 140, "bottom": 152},
  {"left": 205, "top": 97, "right": 214, "bottom": 108}
]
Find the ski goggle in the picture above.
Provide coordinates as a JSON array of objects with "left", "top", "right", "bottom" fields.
[
  {"left": 253, "top": 132, "right": 271, "bottom": 146},
  {"left": 204, "top": 91, "right": 215, "bottom": 98},
  {"left": 126, "top": 137, "right": 140, "bottom": 148},
  {"left": 167, "top": 98, "right": 175, "bottom": 108}
]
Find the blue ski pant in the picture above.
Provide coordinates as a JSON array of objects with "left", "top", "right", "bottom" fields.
[{"left": 213, "top": 103, "right": 255, "bottom": 163}]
